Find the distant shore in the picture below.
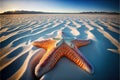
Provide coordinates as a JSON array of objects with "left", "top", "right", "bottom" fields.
[{"left": 0, "top": 10, "right": 119, "bottom": 15}]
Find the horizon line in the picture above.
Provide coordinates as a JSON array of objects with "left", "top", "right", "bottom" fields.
[{"left": 1, "top": 10, "right": 119, "bottom": 14}]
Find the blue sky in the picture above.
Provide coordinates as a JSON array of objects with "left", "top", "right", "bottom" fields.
[{"left": 0, "top": 0, "right": 119, "bottom": 13}]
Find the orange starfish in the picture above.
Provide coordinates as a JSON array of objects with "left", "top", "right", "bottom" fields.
[{"left": 32, "top": 38, "right": 93, "bottom": 78}]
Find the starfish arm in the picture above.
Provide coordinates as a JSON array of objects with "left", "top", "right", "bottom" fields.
[
  {"left": 32, "top": 39, "right": 57, "bottom": 50},
  {"left": 71, "top": 39, "right": 90, "bottom": 48},
  {"left": 61, "top": 43, "right": 93, "bottom": 73},
  {"left": 73, "top": 48, "right": 93, "bottom": 73},
  {"left": 35, "top": 47, "right": 63, "bottom": 78}
]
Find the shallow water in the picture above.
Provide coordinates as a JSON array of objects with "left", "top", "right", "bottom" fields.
[{"left": 0, "top": 14, "right": 119, "bottom": 80}]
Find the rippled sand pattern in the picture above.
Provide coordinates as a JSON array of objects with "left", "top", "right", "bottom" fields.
[{"left": 0, "top": 14, "right": 119, "bottom": 80}]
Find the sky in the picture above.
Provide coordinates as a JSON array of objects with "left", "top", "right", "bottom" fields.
[{"left": 0, "top": 0, "right": 119, "bottom": 13}]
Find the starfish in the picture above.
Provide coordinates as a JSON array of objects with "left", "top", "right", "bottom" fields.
[{"left": 32, "top": 34, "right": 93, "bottom": 78}]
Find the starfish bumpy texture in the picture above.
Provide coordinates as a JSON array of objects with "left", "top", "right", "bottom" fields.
[{"left": 32, "top": 34, "right": 93, "bottom": 78}]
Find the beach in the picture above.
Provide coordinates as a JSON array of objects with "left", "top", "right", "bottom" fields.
[{"left": 0, "top": 14, "right": 119, "bottom": 80}]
